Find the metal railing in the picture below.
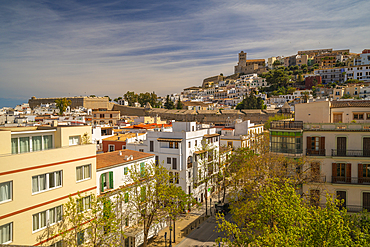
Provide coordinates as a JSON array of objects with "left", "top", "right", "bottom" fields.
[
  {"left": 331, "top": 149, "right": 370, "bottom": 157},
  {"left": 307, "top": 175, "right": 327, "bottom": 183},
  {"left": 332, "top": 176, "right": 370, "bottom": 184},
  {"left": 306, "top": 149, "right": 326, "bottom": 156},
  {"left": 270, "top": 121, "right": 303, "bottom": 130}
]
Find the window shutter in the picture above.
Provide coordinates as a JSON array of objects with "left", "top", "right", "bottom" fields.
[
  {"left": 306, "top": 136, "right": 311, "bottom": 150},
  {"left": 358, "top": 163, "right": 363, "bottom": 184},
  {"left": 346, "top": 163, "right": 351, "bottom": 183},
  {"left": 332, "top": 163, "right": 337, "bottom": 183},
  {"left": 109, "top": 171, "right": 114, "bottom": 189},
  {"left": 100, "top": 174, "right": 105, "bottom": 192},
  {"left": 320, "top": 137, "right": 325, "bottom": 154}
]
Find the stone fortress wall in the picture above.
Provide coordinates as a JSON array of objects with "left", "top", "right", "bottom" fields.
[
  {"left": 112, "top": 104, "right": 290, "bottom": 124},
  {"left": 28, "top": 96, "right": 110, "bottom": 110}
]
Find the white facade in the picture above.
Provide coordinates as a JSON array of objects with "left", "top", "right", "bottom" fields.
[
  {"left": 126, "top": 122, "right": 220, "bottom": 202},
  {"left": 345, "top": 65, "right": 370, "bottom": 82}
]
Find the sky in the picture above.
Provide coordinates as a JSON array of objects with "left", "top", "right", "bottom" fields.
[{"left": 1, "top": 0, "right": 370, "bottom": 107}]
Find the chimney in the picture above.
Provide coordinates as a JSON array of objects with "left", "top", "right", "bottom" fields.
[
  {"left": 118, "top": 136, "right": 120, "bottom": 140},
  {"left": 119, "top": 151, "right": 122, "bottom": 156}
]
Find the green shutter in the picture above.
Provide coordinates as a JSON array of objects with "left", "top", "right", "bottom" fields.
[
  {"left": 141, "top": 186, "right": 146, "bottom": 201},
  {"left": 124, "top": 167, "right": 128, "bottom": 175},
  {"left": 109, "top": 171, "right": 114, "bottom": 189},
  {"left": 100, "top": 174, "right": 105, "bottom": 192},
  {"left": 140, "top": 162, "right": 145, "bottom": 177}
]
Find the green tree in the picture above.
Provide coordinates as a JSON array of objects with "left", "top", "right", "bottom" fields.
[
  {"left": 264, "top": 114, "right": 291, "bottom": 129},
  {"left": 55, "top": 98, "right": 71, "bottom": 115},
  {"left": 37, "top": 193, "right": 123, "bottom": 246},
  {"left": 216, "top": 179, "right": 369, "bottom": 247},
  {"left": 164, "top": 95, "right": 175, "bottom": 109},
  {"left": 123, "top": 91, "right": 138, "bottom": 106},
  {"left": 176, "top": 100, "right": 183, "bottom": 109}
]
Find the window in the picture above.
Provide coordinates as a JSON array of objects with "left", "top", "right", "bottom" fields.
[
  {"left": 150, "top": 141, "right": 154, "bottom": 152},
  {"left": 337, "top": 163, "right": 346, "bottom": 177},
  {"left": 195, "top": 140, "right": 197, "bottom": 146},
  {"left": 100, "top": 172, "right": 113, "bottom": 192},
  {"left": 0, "top": 181, "right": 12, "bottom": 203},
  {"left": 50, "top": 240, "right": 63, "bottom": 247},
  {"left": 227, "top": 141, "right": 232, "bottom": 148},
  {"left": 354, "top": 113, "right": 364, "bottom": 120},
  {"left": 188, "top": 142, "right": 191, "bottom": 148},
  {"left": 77, "top": 196, "right": 91, "bottom": 212},
  {"left": 139, "top": 149, "right": 144, "bottom": 152},
  {"left": 140, "top": 162, "right": 145, "bottom": 177},
  {"left": 76, "top": 164, "right": 91, "bottom": 182},
  {"left": 69, "top": 136, "right": 79, "bottom": 146},
  {"left": 124, "top": 167, "right": 128, "bottom": 175},
  {"left": 32, "top": 171, "right": 62, "bottom": 193},
  {"left": 109, "top": 145, "right": 115, "bottom": 152},
  {"left": 167, "top": 157, "right": 171, "bottom": 164},
  {"left": 33, "top": 205, "right": 63, "bottom": 232},
  {"left": 172, "top": 158, "right": 177, "bottom": 170},
  {"left": 363, "top": 164, "right": 370, "bottom": 178},
  {"left": 174, "top": 142, "right": 179, "bottom": 149},
  {"left": 169, "top": 142, "right": 174, "bottom": 148},
  {"left": 77, "top": 231, "right": 84, "bottom": 245},
  {"left": 175, "top": 172, "right": 179, "bottom": 184},
  {"left": 122, "top": 145, "right": 126, "bottom": 150},
  {"left": 0, "top": 222, "right": 12, "bottom": 244}
]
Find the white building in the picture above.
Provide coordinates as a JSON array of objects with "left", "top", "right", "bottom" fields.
[
  {"left": 220, "top": 120, "right": 264, "bottom": 150},
  {"left": 126, "top": 122, "right": 220, "bottom": 203},
  {"left": 345, "top": 65, "right": 370, "bottom": 82}
]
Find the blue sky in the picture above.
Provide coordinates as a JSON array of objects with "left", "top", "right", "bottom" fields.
[{"left": 1, "top": 0, "right": 370, "bottom": 107}]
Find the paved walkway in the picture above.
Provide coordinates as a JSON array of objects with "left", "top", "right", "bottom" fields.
[{"left": 148, "top": 192, "right": 226, "bottom": 247}]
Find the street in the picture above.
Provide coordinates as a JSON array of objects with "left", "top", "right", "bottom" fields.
[{"left": 176, "top": 212, "right": 233, "bottom": 247}]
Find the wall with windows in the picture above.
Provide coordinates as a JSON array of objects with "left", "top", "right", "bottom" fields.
[
  {"left": 54, "top": 125, "right": 91, "bottom": 148},
  {"left": 0, "top": 135, "right": 96, "bottom": 245}
]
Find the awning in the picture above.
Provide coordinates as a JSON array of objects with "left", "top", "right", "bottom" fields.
[
  {"left": 157, "top": 138, "right": 183, "bottom": 142},
  {"left": 203, "top": 133, "right": 220, "bottom": 138}
]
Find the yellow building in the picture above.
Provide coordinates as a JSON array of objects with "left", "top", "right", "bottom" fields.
[{"left": 0, "top": 125, "right": 96, "bottom": 245}]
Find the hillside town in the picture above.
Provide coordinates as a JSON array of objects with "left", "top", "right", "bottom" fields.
[{"left": 2, "top": 48, "right": 370, "bottom": 246}]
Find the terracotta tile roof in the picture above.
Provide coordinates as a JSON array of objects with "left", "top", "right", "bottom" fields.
[
  {"left": 331, "top": 100, "right": 370, "bottom": 108},
  {"left": 222, "top": 128, "right": 234, "bottom": 130},
  {"left": 96, "top": 150, "right": 154, "bottom": 170},
  {"left": 102, "top": 132, "right": 145, "bottom": 142},
  {"left": 123, "top": 123, "right": 172, "bottom": 130}
]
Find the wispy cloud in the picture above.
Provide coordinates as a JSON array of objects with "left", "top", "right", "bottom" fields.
[{"left": 0, "top": 0, "right": 369, "bottom": 106}]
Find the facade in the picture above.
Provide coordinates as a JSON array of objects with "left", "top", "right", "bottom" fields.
[
  {"left": 28, "top": 96, "right": 110, "bottom": 110},
  {"left": 92, "top": 109, "right": 120, "bottom": 126},
  {"left": 295, "top": 100, "right": 370, "bottom": 124},
  {"left": 0, "top": 125, "right": 96, "bottom": 245},
  {"left": 345, "top": 65, "right": 370, "bottom": 82},
  {"left": 126, "top": 122, "right": 220, "bottom": 202},
  {"left": 234, "top": 51, "right": 266, "bottom": 74},
  {"left": 270, "top": 100, "right": 370, "bottom": 211},
  {"left": 220, "top": 120, "right": 264, "bottom": 150},
  {"left": 102, "top": 132, "right": 146, "bottom": 153},
  {"left": 314, "top": 67, "right": 346, "bottom": 84}
]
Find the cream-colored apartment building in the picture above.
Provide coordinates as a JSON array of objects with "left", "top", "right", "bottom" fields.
[
  {"left": 0, "top": 125, "right": 96, "bottom": 245},
  {"left": 270, "top": 100, "right": 370, "bottom": 211}
]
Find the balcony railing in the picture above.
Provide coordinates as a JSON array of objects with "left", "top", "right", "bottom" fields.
[
  {"left": 306, "top": 149, "right": 326, "bottom": 156},
  {"left": 331, "top": 149, "right": 370, "bottom": 157},
  {"left": 270, "top": 121, "right": 303, "bottom": 130},
  {"left": 332, "top": 176, "right": 370, "bottom": 184},
  {"left": 270, "top": 147, "right": 303, "bottom": 155}
]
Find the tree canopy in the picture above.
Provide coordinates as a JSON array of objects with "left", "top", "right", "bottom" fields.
[{"left": 55, "top": 98, "right": 71, "bottom": 115}]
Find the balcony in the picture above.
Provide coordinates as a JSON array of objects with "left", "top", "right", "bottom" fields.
[
  {"left": 306, "top": 149, "right": 326, "bottom": 156},
  {"left": 307, "top": 175, "right": 326, "bottom": 183},
  {"left": 332, "top": 176, "right": 370, "bottom": 184},
  {"left": 270, "top": 121, "right": 303, "bottom": 130},
  {"left": 331, "top": 149, "right": 370, "bottom": 157}
]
